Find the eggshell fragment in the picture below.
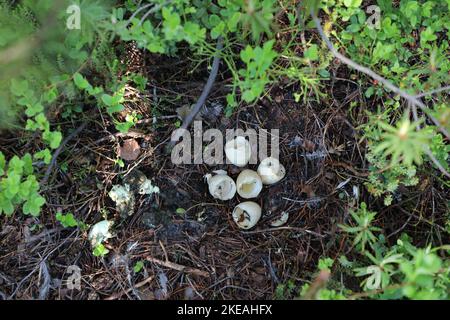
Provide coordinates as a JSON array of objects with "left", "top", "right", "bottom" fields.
[{"left": 232, "top": 201, "right": 262, "bottom": 229}]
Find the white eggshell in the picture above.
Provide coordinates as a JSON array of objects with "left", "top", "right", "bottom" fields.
[
  {"left": 224, "top": 136, "right": 251, "bottom": 167},
  {"left": 236, "top": 169, "right": 263, "bottom": 199},
  {"left": 204, "top": 171, "right": 236, "bottom": 200},
  {"left": 232, "top": 201, "right": 262, "bottom": 229},
  {"left": 257, "top": 157, "right": 286, "bottom": 185}
]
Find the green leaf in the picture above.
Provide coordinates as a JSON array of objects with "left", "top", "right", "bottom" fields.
[
  {"left": 176, "top": 207, "right": 186, "bottom": 215},
  {"left": 0, "top": 194, "right": 14, "bottom": 216},
  {"left": 10, "top": 79, "right": 29, "bottom": 97},
  {"left": 107, "top": 104, "right": 125, "bottom": 114},
  {"left": 25, "top": 103, "right": 44, "bottom": 117},
  {"left": 8, "top": 155, "right": 24, "bottom": 175},
  {"left": 0, "top": 152, "right": 5, "bottom": 176},
  {"left": 23, "top": 193, "right": 45, "bottom": 216},
  {"left": 34, "top": 149, "right": 52, "bottom": 165},
  {"left": 304, "top": 44, "right": 319, "bottom": 61},
  {"left": 73, "top": 73, "right": 90, "bottom": 90},
  {"left": 43, "top": 130, "right": 62, "bottom": 149},
  {"left": 101, "top": 94, "right": 113, "bottom": 106},
  {"left": 343, "top": 0, "right": 363, "bottom": 8},
  {"left": 22, "top": 153, "right": 34, "bottom": 175},
  {"left": 93, "top": 243, "right": 109, "bottom": 257},
  {"left": 56, "top": 212, "right": 79, "bottom": 228},
  {"left": 133, "top": 261, "right": 144, "bottom": 273}
]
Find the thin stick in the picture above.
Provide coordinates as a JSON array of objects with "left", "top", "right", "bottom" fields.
[
  {"left": 41, "top": 122, "right": 87, "bottom": 185},
  {"left": 145, "top": 256, "right": 209, "bottom": 277},
  {"left": 415, "top": 85, "right": 450, "bottom": 98},
  {"left": 168, "top": 37, "right": 224, "bottom": 148}
]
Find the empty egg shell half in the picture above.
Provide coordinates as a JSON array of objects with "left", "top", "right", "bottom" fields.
[
  {"left": 204, "top": 170, "right": 236, "bottom": 200},
  {"left": 232, "top": 201, "right": 262, "bottom": 229},
  {"left": 236, "top": 169, "right": 263, "bottom": 199},
  {"left": 257, "top": 157, "right": 286, "bottom": 185},
  {"left": 224, "top": 136, "right": 251, "bottom": 167}
]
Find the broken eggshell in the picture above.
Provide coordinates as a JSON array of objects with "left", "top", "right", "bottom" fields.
[
  {"left": 257, "top": 157, "right": 286, "bottom": 185},
  {"left": 88, "top": 220, "right": 113, "bottom": 247},
  {"left": 270, "top": 211, "right": 289, "bottom": 227},
  {"left": 204, "top": 170, "right": 236, "bottom": 201},
  {"left": 232, "top": 201, "right": 261, "bottom": 229},
  {"left": 224, "top": 136, "right": 251, "bottom": 167},
  {"left": 236, "top": 169, "right": 263, "bottom": 199}
]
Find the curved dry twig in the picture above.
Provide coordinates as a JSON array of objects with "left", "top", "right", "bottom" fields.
[
  {"left": 168, "top": 37, "right": 224, "bottom": 148},
  {"left": 310, "top": 10, "right": 449, "bottom": 140}
]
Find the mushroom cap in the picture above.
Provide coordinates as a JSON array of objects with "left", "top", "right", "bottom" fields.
[
  {"left": 224, "top": 136, "right": 251, "bottom": 167},
  {"left": 257, "top": 157, "right": 286, "bottom": 185},
  {"left": 205, "top": 170, "right": 236, "bottom": 200},
  {"left": 236, "top": 169, "right": 263, "bottom": 198},
  {"left": 232, "top": 201, "right": 262, "bottom": 229}
]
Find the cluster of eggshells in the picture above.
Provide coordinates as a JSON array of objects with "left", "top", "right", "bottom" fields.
[{"left": 204, "top": 136, "right": 286, "bottom": 229}]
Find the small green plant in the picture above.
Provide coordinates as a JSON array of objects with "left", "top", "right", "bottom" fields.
[
  {"left": 56, "top": 212, "right": 79, "bottom": 228},
  {"left": 133, "top": 260, "right": 145, "bottom": 273},
  {"left": 0, "top": 153, "right": 45, "bottom": 217},
  {"left": 374, "top": 117, "right": 430, "bottom": 167},
  {"left": 237, "top": 40, "right": 277, "bottom": 103},
  {"left": 339, "top": 202, "right": 381, "bottom": 253},
  {"left": 274, "top": 279, "right": 296, "bottom": 300},
  {"left": 93, "top": 243, "right": 109, "bottom": 257}
]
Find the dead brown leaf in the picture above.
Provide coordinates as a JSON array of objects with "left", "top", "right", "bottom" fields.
[{"left": 119, "top": 139, "right": 141, "bottom": 161}]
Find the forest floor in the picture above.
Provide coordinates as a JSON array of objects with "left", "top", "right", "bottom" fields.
[{"left": 1, "top": 27, "right": 449, "bottom": 301}]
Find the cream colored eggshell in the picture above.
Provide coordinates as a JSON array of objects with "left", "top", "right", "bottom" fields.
[
  {"left": 257, "top": 157, "right": 286, "bottom": 185},
  {"left": 232, "top": 201, "right": 262, "bottom": 229},
  {"left": 236, "top": 169, "right": 263, "bottom": 199},
  {"left": 224, "top": 136, "right": 251, "bottom": 167}
]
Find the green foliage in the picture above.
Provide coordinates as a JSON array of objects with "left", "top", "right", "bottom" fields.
[
  {"left": 323, "top": 0, "right": 450, "bottom": 93},
  {"left": 237, "top": 40, "right": 277, "bottom": 103},
  {"left": 0, "top": 153, "right": 45, "bottom": 217},
  {"left": 56, "top": 212, "right": 79, "bottom": 228},
  {"left": 339, "top": 202, "right": 381, "bottom": 252},
  {"left": 0, "top": 1, "right": 118, "bottom": 218},
  {"left": 374, "top": 117, "right": 430, "bottom": 166},
  {"left": 133, "top": 260, "right": 145, "bottom": 273},
  {"left": 274, "top": 279, "right": 296, "bottom": 300},
  {"left": 116, "top": 1, "right": 206, "bottom": 55},
  {"left": 93, "top": 243, "right": 109, "bottom": 257}
]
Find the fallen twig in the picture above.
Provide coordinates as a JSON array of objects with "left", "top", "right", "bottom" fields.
[
  {"left": 41, "top": 122, "right": 87, "bottom": 185},
  {"left": 145, "top": 256, "right": 209, "bottom": 278},
  {"left": 168, "top": 37, "right": 224, "bottom": 148}
]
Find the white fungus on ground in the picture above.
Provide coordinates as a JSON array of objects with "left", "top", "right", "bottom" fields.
[
  {"left": 139, "top": 178, "right": 160, "bottom": 195},
  {"left": 88, "top": 220, "right": 113, "bottom": 247},
  {"left": 204, "top": 170, "right": 237, "bottom": 200},
  {"left": 257, "top": 157, "right": 286, "bottom": 185},
  {"left": 224, "top": 136, "right": 251, "bottom": 167},
  {"left": 108, "top": 184, "right": 135, "bottom": 216},
  {"left": 232, "top": 201, "right": 262, "bottom": 229},
  {"left": 236, "top": 169, "right": 263, "bottom": 199}
]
